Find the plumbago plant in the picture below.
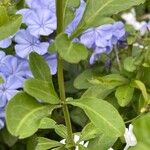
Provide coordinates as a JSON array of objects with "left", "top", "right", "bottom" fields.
[{"left": 1, "top": 0, "right": 150, "bottom": 149}]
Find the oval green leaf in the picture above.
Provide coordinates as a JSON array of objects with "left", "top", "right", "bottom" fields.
[
  {"left": 55, "top": 33, "right": 88, "bottom": 63},
  {"left": 115, "top": 84, "right": 134, "bottom": 107},
  {"left": 6, "top": 92, "right": 57, "bottom": 139},
  {"left": 24, "top": 79, "right": 59, "bottom": 104},
  {"left": 68, "top": 97, "right": 125, "bottom": 137}
]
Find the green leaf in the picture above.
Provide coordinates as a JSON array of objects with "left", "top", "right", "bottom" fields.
[
  {"left": 6, "top": 92, "right": 57, "bottom": 139},
  {"left": 68, "top": 97, "right": 125, "bottom": 137},
  {"left": 80, "top": 123, "right": 100, "bottom": 141},
  {"left": 27, "top": 135, "right": 38, "bottom": 150},
  {"left": 29, "top": 52, "right": 52, "bottom": 82},
  {"left": 130, "top": 113, "right": 150, "bottom": 150},
  {"left": 0, "top": 14, "right": 22, "bottom": 40},
  {"left": 35, "top": 137, "right": 62, "bottom": 150},
  {"left": 88, "top": 134, "right": 117, "bottom": 150},
  {"left": 55, "top": 125, "right": 67, "bottom": 139},
  {"left": 74, "top": 69, "right": 93, "bottom": 90},
  {"left": 78, "top": 145, "right": 88, "bottom": 150},
  {"left": 71, "top": 0, "right": 145, "bottom": 38},
  {"left": 82, "top": 85, "right": 114, "bottom": 99},
  {"left": 123, "top": 57, "right": 136, "bottom": 72},
  {"left": 55, "top": 33, "right": 88, "bottom": 63},
  {"left": 24, "top": 79, "right": 59, "bottom": 104},
  {"left": 131, "top": 80, "right": 148, "bottom": 102},
  {"left": 115, "top": 84, "right": 134, "bottom": 107},
  {"left": 90, "top": 74, "right": 128, "bottom": 89},
  {"left": 39, "top": 118, "right": 56, "bottom": 129},
  {"left": 1, "top": 127, "right": 18, "bottom": 147},
  {"left": 0, "top": 6, "right": 9, "bottom": 25},
  {"left": 70, "top": 107, "right": 88, "bottom": 127},
  {"left": 48, "top": 42, "right": 56, "bottom": 53},
  {"left": 52, "top": 145, "right": 65, "bottom": 150},
  {"left": 130, "top": 143, "right": 150, "bottom": 150}
]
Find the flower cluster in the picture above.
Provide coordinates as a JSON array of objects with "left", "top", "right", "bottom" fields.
[
  {"left": 0, "top": 0, "right": 127, "bottom": 130},
  {"left": 80, "top": 22, "right": 126, "bottom": 64},
  {"left": 0, "top": 51, "right": 57, "bottom": 129}
]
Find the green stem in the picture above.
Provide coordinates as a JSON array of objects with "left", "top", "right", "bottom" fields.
[{"left": 56, "top": 1, "right": 74, "bottom": 149}]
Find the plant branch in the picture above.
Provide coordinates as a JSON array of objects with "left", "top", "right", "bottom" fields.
[{"left": 56, "top": 1, "right": 74, "bottom": 149}]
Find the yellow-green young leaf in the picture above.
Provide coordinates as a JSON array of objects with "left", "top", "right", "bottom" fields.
[
  {"left": 29, "top": 52, "right": 52, "bottom": 82},
  {"left": 35, "top": 137, "right": 63, "bottom": 150},
  {"left": 24, "top": 79, "right": 59, "bottom": 104},
  {"left": 90, "top": 74, "right": 129, "bottom": 89},
  {"left": 130, "top": 113, "right": 150, "bottom": 150},
  {"left": 55, "top": 33, "right": 88, "bottom": 63},
  {"left": 68, "top": 98, "right": 125, "bottom": 137},
  {"left": 132, "top": 80, "right": 148, "bottom": 102},
  {"left": 6, "top": 92, "right": 57, "bottom": 139},
  {"left": 71, "top": 0, "right": 145, "bottom": 38},
  {"left": 0, "top": 6, "right": 9, "bottom": 25},
  {"left": 0, "top": 14, "right": 22, "bottom": 40},
  {"left": 123, "top": 57, "right": 136, "bottom": 72},
  {"left": 115, "top": 85, "right": 134, "bottom": 107}
]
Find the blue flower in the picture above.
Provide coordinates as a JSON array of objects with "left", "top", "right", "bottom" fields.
[
  {"left": 66, "top": 0, "right": 86, "bottom": 36},
  {"left": 0, "top": 108, "right": 5, "bottom": 129},
  {"left": 44, "top": 53, "right": 57, "bottom": 75},
  {"left": 14, "top": 29, "right": 49, "bottom": 58},
  {"left": 17, "top": 8, "right": 33, "bottom": 23},
  {"left": 17, "top": 0, "right": 56, "bottom": 37},
  {"left": 0, "top": 75, "right": 21, "bottom": 108},
  {"left": 148, "top": 21, "right": 150, "bottom": 31},
  {"left": 26, "top": 0, "right": 56, "bottom": 12},
  {"left": 0, "top": 37, "right": 12, "bottom": 48},
  {"left": 0, "top": 51, "right": 6, "bottom": 61},
  {"left": 25, "top": 8, "right": 56, "bottom": 37},
  {"left": 111, "top": 22, "right": 126, "bottom": 44},
  {"left": 80, "top": 22, "right": 126, "bottom": 64},
  {"left": 0, "top": 55, "right": 28, "bottom": 84},
  {"left": 140, "top": 21, "right": 150, "bottom": 35}
]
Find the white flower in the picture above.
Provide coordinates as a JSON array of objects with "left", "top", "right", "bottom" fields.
[
  {"left": 60, "top": 134, "right": 89, "bottom": 150},
  {"left": 124, "top": 124, "right": 137, "bottom": 150},
  {"left": 122, "top": 9, "right": 150, "bottom": 35},
  {"left": 121, "top": 9, "right": 142, "bottom": 30},
  {"left": 108, "top": 148, "right": 114, "bottom": 150}
]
